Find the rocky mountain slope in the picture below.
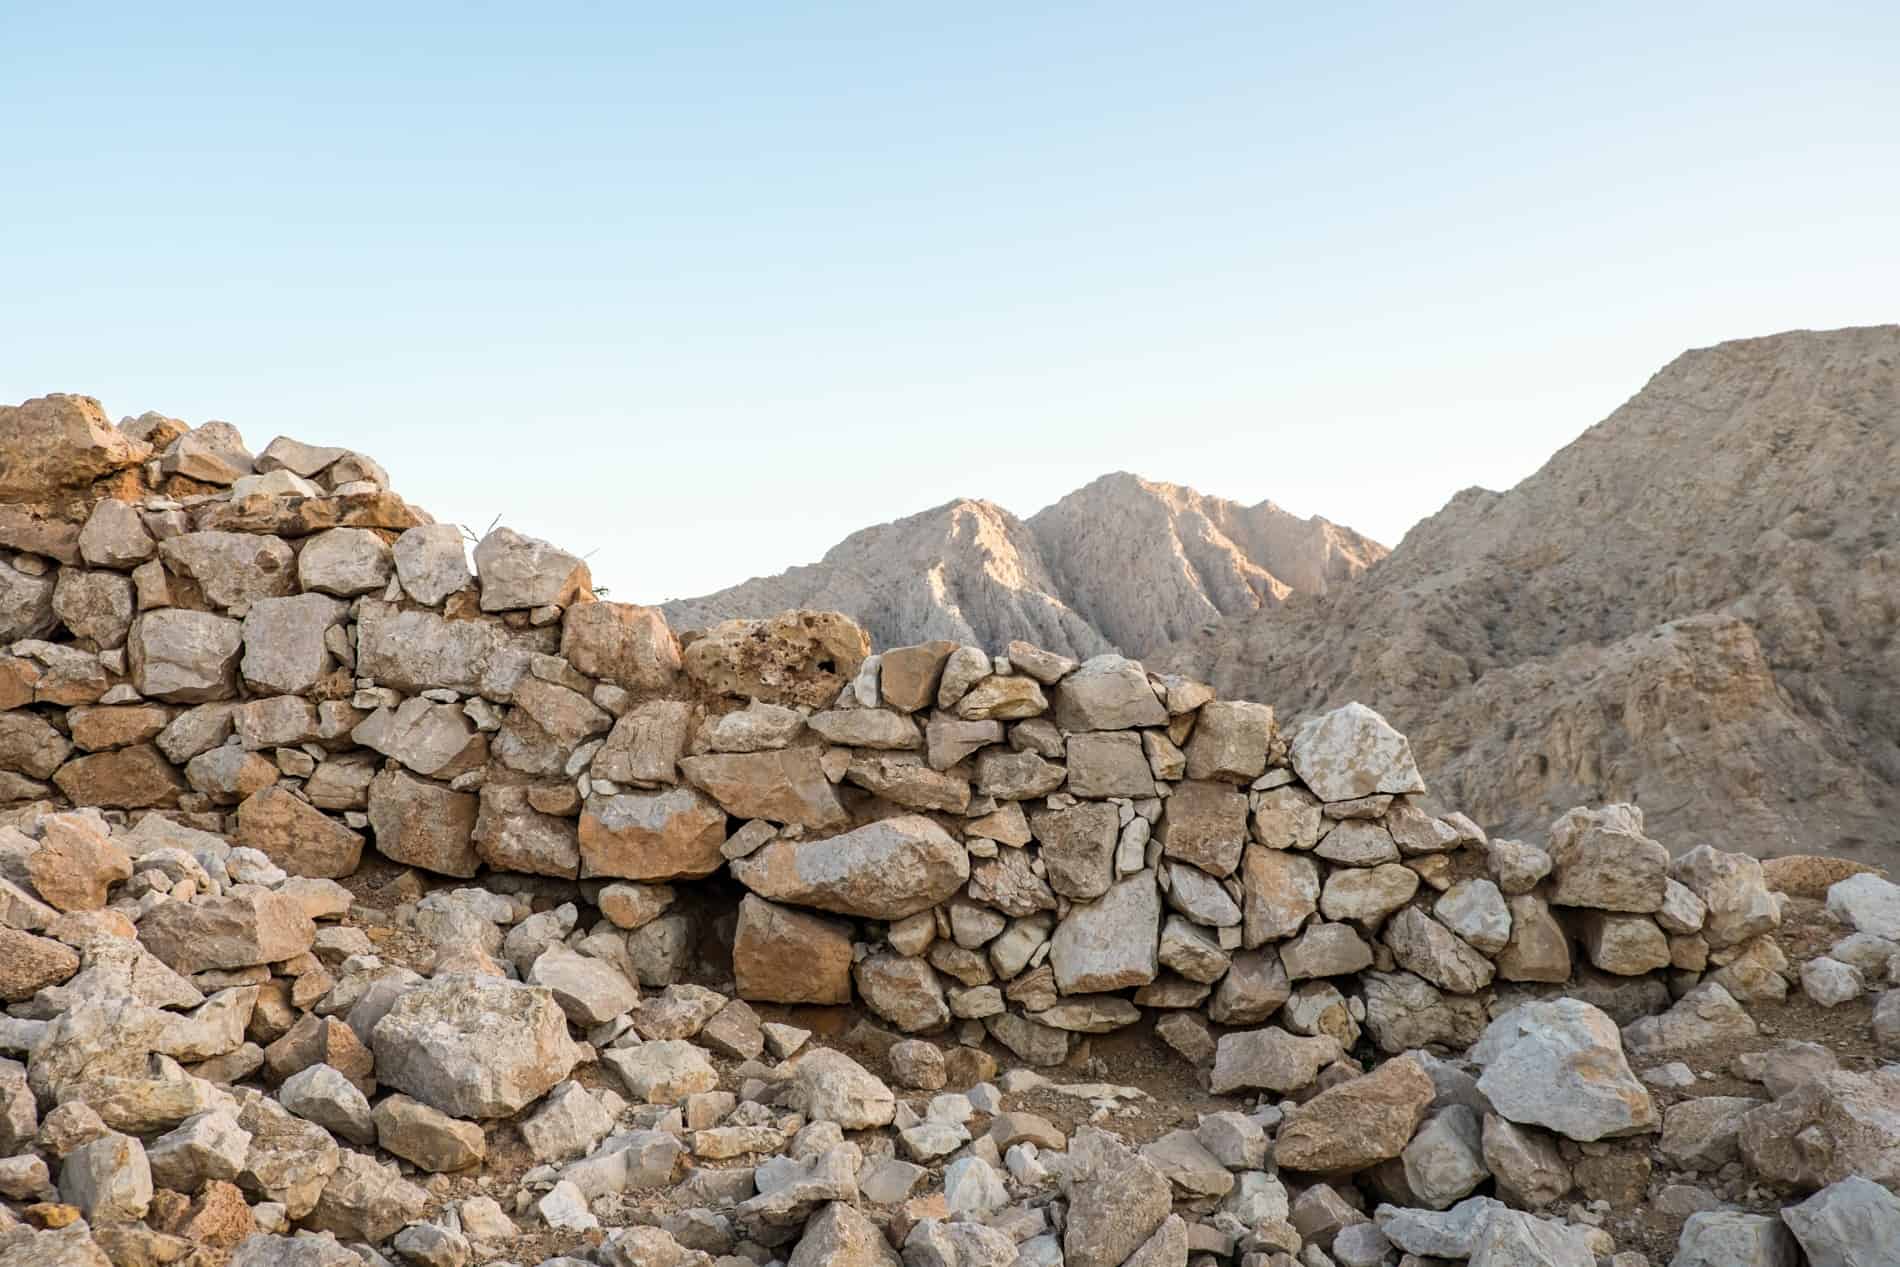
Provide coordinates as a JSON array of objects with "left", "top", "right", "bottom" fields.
[
  {"left": 662, "top": 474, "right": 1386, "bottom": 660},
  {"left": 1158, "top": 325, "right": 1900, "bottom": 864}
]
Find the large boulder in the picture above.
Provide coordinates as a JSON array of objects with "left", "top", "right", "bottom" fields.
[
  {"left": 561, "top": 601, "right": 682, "bottom": 694},
  {"left": 1545, "top": 803, "right": 1667, "bottom": 912},
  {"left": 391, "top": 523, "right": 472, "bottom": 605},
  {"left": 0, "top": 393, "right": 149, "bottom": 500},
  {"left": 472, "top": 526, "right": 591, "bottom": 611},
  {"left": 1288, "top": 702, "right": 1425, "bottom": 802},
  {"left": 729, "top": 815, "right": 967, "bottom": 919},
  {"left": 1468, "top": 999, "right": 1657, "bottom": 1142},
  {"left": 1669, "top": 844, "right": 1781, "bottom": 949},
  {"left": 732, "top": 895, "right": 853, "bottom": 1004},
  {"left": 1738, "top": 1069, "right": 1900, "bottom": 1190},
  {"left": 1052, "top": 655, "right": 1167, "bottom": 731},
  {"left": 1050, "top": 870, "right": 1161, "bottom": 994},
  {"left": 371, "top": 976, "right": 584, "bottom": 1119},
  {"left": 1274, "top": 1053, "right": 1435, "bottom": 1172},
  {"left": 579, "top": 786, "right": 727, "bottom": 881}
]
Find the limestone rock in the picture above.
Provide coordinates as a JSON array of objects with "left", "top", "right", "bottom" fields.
[
  {"left": 1062, "top": 1126, "right": 1172, "bottom": 1267},
  {"left": 473, "top": 527, "right": 590, "bottom": 611},
  {"left": 139, "top": 891, "right": 315, "bottom": 975},
  {"left": 1738, "top": 1069, "right": 1900, "bottom": 1189},
  {"left": 733, "top": 895, "right": 853, "bottom": 1004},
  {"left": 681, "top": 611, "right": 869, "bottom": 709},
  {"left": 1546, "top": 803, "right": 1667, "bottom": 913},
  {"left": 782, "top": 1048, "right": 894, "bottom": 1129},
  {"left": 391, "top": 523, "right": 472, "bottom": 605},
  {"left": 130, "top": 610, "right": 243, "bottom": 702},
  {"left": 1210, "top": 1028, "right": 1338, "bottom": 1094},
  {"left": 579, "top": 786, "right": 727, "bottom": 881},
  {"left": 679, "top": 748, "right": 848, "bottom": 830},
  {"left": 1469, "top": 999, "right": 1657, "bottom": 1142},
  {"left": 234, "top": 786, "right": 364, "bottom": 878},
  {"left": 1156, "top": 779, "right": 1249, "bottom": 876},
  {"left": 1049, "top": 869, "right": 1160, "bottom": 993},
  {"left": 1288, "top": 702, "right": 1425, "bottom": 802},
  {"left": 80, "top": 501, "right": 154, "bottom": 569},
  {"left": 1781, "top": 1175, "right": 1900, "bottom": 1267},
  {"left": 371, "top": 976, "right": 583, "bottom": 1119},
  {"left": 0, "top": 394, "right": 149, "bottom": 500},
  {"left": 1670, "top": 1211, "right": 1799, "bottom": 1267},
  {"left": 367, "top": 767, "right": 480, "bottom": 878},
  {"left": 730, "top": 814, "right": 967, "bottom": 919},
  {"left": 1274, "top": 1053, "right": 1434, "bottom": 1172}
]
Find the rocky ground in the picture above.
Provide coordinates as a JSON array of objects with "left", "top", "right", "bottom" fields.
[{"left": 3, "top": 799, "right": 1900, "bottom": 1267}]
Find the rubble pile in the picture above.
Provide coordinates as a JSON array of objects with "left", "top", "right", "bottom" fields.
[{"left": 1, "top": 392, "right": 1897, "bottom": 1267}]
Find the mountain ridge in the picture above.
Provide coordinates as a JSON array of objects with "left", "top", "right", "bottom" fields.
[{"left": 661, "top": 471, "right": 1387, "bottom": 659}]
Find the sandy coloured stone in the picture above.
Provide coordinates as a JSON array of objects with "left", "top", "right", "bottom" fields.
[
  {"left": 579, "top": 786, "right": 727, "bottom": 881},
  {"left": 679, "top": 747, "right": 848, "bottom": 829},
  {"left": 0, "top": 394, "right": 148, "bottom": 500},
  {"left": 1384, "top": 906, "right": 1495, "bottom": 993},
  {"left": 138, "top": 892, "right": 316, "bottom": 976},
  {"left": 730, "top": 814, "right": 967, "bottom": 919},
  {"left": 1495, "top": 894, "right": 1572, "bottom": 982},
  {"left": 1185, "top": 700, "right": 1275, "bottom": 782},
  {"left": 682, "top": 610, "right": 869, "bottom": 708},
  {"left": 1156, "top": 779, "right": 1249, "bottom": 876},
  {"left": 0, "top": 928, "right": 80, "bottom": 1001},
  {"left": 1546, "top": 803, "right": 1667, "bottom": 912},
  {"left": 159, "top": 531, "right": 296, "bottom": 609},
  {"left": 1274, "top": 1053, "right": 1435, "bottom": 1172},
  {"left": 1211, "top": 1027, "right": 1338, "bottom": 1094},
  {"left": 1319, "top": 862, "right": 1419, "bottom": 923},
  {"left": 732, "top": 895, "right": 854, "bottom": 1004},
  {"left": 235, "top": 786, "right": 364, "bottom": 878},
  {"left": 25, "top": 814, "right": 132, "bottom": 910},
  {"left": 367, "top": 767, "right": 480, "bottom": 878},
  {"left": 391, "top": 522, "right": 472, "bottom": 605},
  {"left": 1288, "top": 702, "right": 1425, "bottom": 802},
  {"left": 473, "top": 782, "right": 580, "bottom": 877},
  {"left": 372, "top": 975, "right": 583, "bottom": 1119}
]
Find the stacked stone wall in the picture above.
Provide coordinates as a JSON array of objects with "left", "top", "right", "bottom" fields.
[{"left": 0, "top": 394, "right": 1789, "bottom": 1072}]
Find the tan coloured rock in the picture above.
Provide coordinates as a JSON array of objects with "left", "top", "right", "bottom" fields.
[
  {"left": 367, "top": 767, "right": 480, "bottom": 878},
  {"left": 1274, "top": 1053, "right": 1434, "bottom": 1171},
  {"left": 1029, "top": 801, "right": 1119, "bottom": 899},
  {"left": 561, "top": 600, "right": 682, "bottom": 693},
  {"left": 52, "top": 569, "right": 134, "bottom": 647},
  {"left": 235, "top": 787, "right": 364, "bottom": 878},
  {"left": 733, "top": 895, "right": 854, "bottom": 1004},
  {"left": 0, "top": 927, "right": 81, "bottom": 1001},
  {"left": 138, "top": 892, "right": 316, "bottom": 975},
  {"left": 1185, "top": 700, "right": 1275, "bottom": 782},
  {"left": 879, "top": 641, "right": 958, "bottom": 712},
  {"left": 679, "top": 748, "right": 848, "bottom": 829},
  {"left": 682, "top": 611, "right": 869, "bottom": 708},
  {"left": 1288, "top": 702, "right": 1425, "bottom": 802},
  {"left": 239, "top": 594, "right": 347, "bottom": 695},
  {"left": 1545, "top": 802, "right": 1668, "bottom": 912},
  {"left": 26, "top": 815, "right": 132, "bottom": 910},
  {"left": 579, "top": 786, "right": 728, "bottom": 881},
  {"left": 593, "top": 700, "right": 693, "bottom": 785},
  {"left": 1054, "top": 655, "right": 1167, "bottom": 730},
  {"left": 1241, "top": 845, "right": 1320, "bottom": 945},
  {"left": 473, "top": 782, "right": 579, "bottom": 877},
  {"left": 0, "top": 394, "right": 149, "bottom": 500},
  {"left": 730, "top": 815, "right": 967, "bottom": 919},
  {"left": 1156, "top": 779, "right": 1249, "bottom": 876},
  {"left": 1049, "top": 870, "right": 1160, "bottom": 993},
  {"left": 1495, "top": 895, "right": 1572, "bottom": 982}
]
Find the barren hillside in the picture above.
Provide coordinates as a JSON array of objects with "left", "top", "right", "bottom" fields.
[{"left": 1158, "top": 325, "right": 1900, "bottom": 863}]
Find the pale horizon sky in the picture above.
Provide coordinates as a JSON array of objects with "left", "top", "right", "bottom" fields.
[{"left": 5, "top": 4, "right": 1897, "bottom": 603}]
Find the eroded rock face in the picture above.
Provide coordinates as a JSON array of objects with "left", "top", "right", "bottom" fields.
[
  {"left": 370, "top": 976, "right": 583, "bottom": 1119},
  {"left": 730, "top": 816, "right": 968, "bottom": 919}
]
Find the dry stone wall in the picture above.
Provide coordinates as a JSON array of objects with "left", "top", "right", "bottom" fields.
[{"left": 0, "top": 394, "right": 1808, "bottom": 1070}]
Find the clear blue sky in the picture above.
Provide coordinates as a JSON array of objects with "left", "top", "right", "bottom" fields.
[{"left": 5, "top": 3, "right": 1896, "bottom": 603}]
